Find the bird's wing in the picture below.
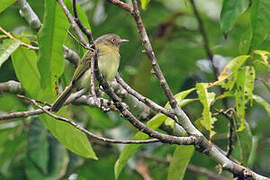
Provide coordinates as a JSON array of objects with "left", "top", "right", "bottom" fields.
[{"left": 71, "top": 50, "right": 94, "bottom": 83}]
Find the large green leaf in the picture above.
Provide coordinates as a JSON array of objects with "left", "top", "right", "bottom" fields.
[
  {"left": 167, "top": 145, "right": 194, "bottom": 180},
  {"left": 11, "top": 46, "right": 40, "bottom": 97},
  {"left": 196, "top": 83, "right": 216, "bottom": 138},
  {"left": 0, "top": 0, "right": 16, "bottom": 14},
  {"left": 0, "top": 39, "right": 20, "bottom": 67},
  {"left": 235, "top": 66, "right": 255, "bottom": 131},
  {"left": 40, "top": 108, "right": 97, "bottom": 159},
  {"left": 220, "top": 0, "right": 249, "bottom": 34},
  {"left": 37, "top": 0, "right": 69, "bottom": 92},
  {"left": 250, "top": 0, "right": 270, "bottom": 50}
]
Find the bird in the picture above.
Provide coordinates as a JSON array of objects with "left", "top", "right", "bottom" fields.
[{"left": 51, "top": 33, "right": 128, "bottom": 112}]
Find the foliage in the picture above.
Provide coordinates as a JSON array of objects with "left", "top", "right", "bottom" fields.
[{"left": 0, "top": 0, "right": 270, "bottom": 179}]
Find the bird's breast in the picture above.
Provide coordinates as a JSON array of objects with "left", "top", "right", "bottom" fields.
[{"left": 97, "top": 45, "right": 120, "bottom": 81}]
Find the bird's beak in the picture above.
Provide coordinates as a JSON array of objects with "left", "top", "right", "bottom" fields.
[{"left": 119, "top": 39, "right": 129, "bottom": 44}]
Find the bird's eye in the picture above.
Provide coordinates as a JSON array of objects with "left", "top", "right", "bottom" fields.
[{"left": 112, "top": 38, "right": 116, "bottom": 43}]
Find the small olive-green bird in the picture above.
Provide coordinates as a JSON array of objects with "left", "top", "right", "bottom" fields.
[{"left": 51, "top": 33, "right": 128, "bottom": 112}]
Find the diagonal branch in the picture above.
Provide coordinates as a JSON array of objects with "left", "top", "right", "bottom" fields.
[
  {"left": 57, "top": 0, "right": 89, "bottom": 48},
  {"left": 129, "top": 0, "right": 201, "bottom": 136}
]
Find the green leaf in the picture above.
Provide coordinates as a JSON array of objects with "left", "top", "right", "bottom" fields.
[
  {"left": 220, "top": 0, "right": 249, "bottom": 34},
  {"left": 196, "top": 83, "right": 216, "bottom": 138},
  {"left": 167, "top": 145, "right": 194, "bottom": 180},
  {"left": 37, "top": 0, "right": 69, "bottom": 92},
  {"left": 0, "top": 39, "right": 20, "bottom": 67},
  {"left": 253, "top": 50, "right": 270, "bottom": 63},
  {"left": 0, "top": 0, "right": 16, "bottom": 14},
  {"left": 11, "top": 46, "right": 40, "bottom": 97},
  {"left": 141, "top": 0, "right": 151, "bottom": 10},
  {"left": 253, "top": 95, "right": 270, "bottom": 117},
  {"left": 250, "top": 0, "right": 270, "bottom": 50},
  {"left": 235, "top": 66, "right": 255, "bottom": 131},
  {"left": 165, "top": 88, "right": 196, "bottom": 109},
  {"left": 236, "top": 122, "right": 253, "bottom": 166},
  {"left": 41, "top": 109, "right": 97, "bottom": 159},
  {"left": 218, "top": 55, "right": 249, "bottom": 90},
  {"left": 114, "top": 113, "right": 166, "bottom": 179}
]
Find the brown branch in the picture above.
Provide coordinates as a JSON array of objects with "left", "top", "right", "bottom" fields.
[
  {"left": 72, "top": 0, "right": 94, "bottom": 46},
  {"left": 0, "top": 108, "right": 45, "bottom": 121},
  {"left": 216, "top": 108, "right": 236, "bottom": 157}
]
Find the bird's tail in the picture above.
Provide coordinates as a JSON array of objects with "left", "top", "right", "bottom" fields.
[{"left": 51, "top": 83, "right": 73, "bottom": 112}]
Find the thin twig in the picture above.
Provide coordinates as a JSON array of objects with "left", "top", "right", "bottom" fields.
[
  {"left": 0, "top": 93, "right": 113, "bottom": 120},
  {"left": 57, "top": 0, "right": 89, "bottom": 48},
  {"left": 189, "top": 0, "right": 218, "bottom": 80},
  {"left": 72, "top": 0, "right": 94, "bottom": 46},
  {"left": 18, "top": 95, "right": 160, "bottom": 144},
  {"left": 0, "top": 26, "right": 39, "bottom": 50},
  {"left": 216, "top": 108, "right": 235, "bottom": 157}
]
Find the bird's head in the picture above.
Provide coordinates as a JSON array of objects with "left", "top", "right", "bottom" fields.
[{"left": 95, "top": 33, "right": 128, "bottom": 48}]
